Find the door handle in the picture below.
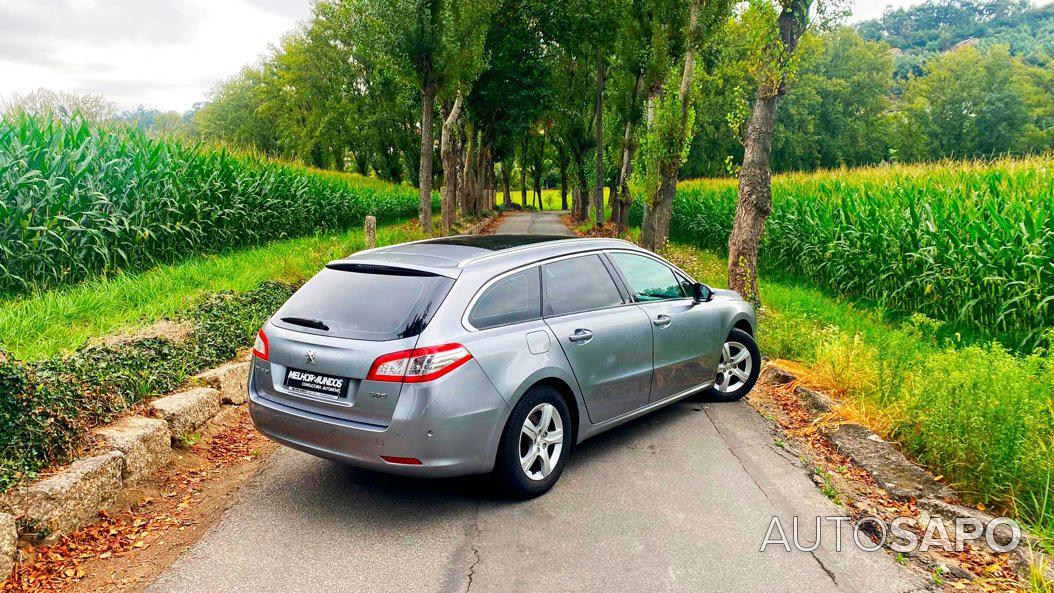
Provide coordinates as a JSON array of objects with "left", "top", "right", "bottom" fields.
[
  {"left": 653, "top": 314, "right": 672, "bottom": 328},
  {"left": 568, "top": 329, "right": 594, "bottom": 344}
]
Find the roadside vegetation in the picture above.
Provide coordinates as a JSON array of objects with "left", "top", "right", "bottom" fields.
[
  {"left": 0, "top": 113, "right": 427, "bottom": 294},
  {"left": 0, "top": 220, "right": 424, "bottom": 360},
  {"left": 631, "top": 157, "right": 1054, "bottom": 352},
  {"left": 0, "top": 220, "right": 426, "bottom": 491},
  {"left": 665, "top": 242, "right": 1054, "bottom": 549}
]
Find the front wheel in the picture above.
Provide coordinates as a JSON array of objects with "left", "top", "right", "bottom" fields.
[
  {"left": 704, "top": 328, "right": 760, "bottom": 402},
  {"left": 494, "top": 385, "right": 571, "bottom": 498}
]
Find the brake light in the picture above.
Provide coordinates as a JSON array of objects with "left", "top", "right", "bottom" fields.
[
  {"left": 367, "top": 343, "right": 472, "bottom": 383},
  {"left": 380, "top": 455, "right": 423, "bottom": 465},
  {"left": 252, "top": 328, "right": 269, "bottom": 361}
]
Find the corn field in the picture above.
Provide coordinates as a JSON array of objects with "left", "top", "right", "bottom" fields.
[
  {"left": 633, "top": 157, "right": 1054, "bottom": 351},
  {"left": 0, "top": 114, "right": 427, "bottom": 294}
]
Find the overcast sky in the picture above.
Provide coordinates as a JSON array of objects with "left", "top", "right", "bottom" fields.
[{"left": 0, "top": 0, "right": 941, "bottom": 113}]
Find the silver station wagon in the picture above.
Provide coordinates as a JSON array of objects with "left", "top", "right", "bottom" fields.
[{"left": 249, "top": 236, "right": 759, "bottom": 497}]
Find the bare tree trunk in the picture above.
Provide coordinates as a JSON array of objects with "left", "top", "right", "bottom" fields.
[
  {"left": 727, "top": 0, "right": 807, "bottom": 299},
  {"left": 501, "top": 161, "right": 512, "bottom": 207},
  {"left": 419, "top": 82, "right": 436, "bottom": 235},
  {"left": 572, "top": 149, "right": 589, "bottom": 222},
  {"left": 439, "top": 94, "right": 463, "bottom": 236},
  {"left": 533, "top": 131, "right": 546, "bottom": 211},
  {"left": 594, "top": 50, "right": 606, "bottom": 228},
  {"left": 615, "top": 71, "right": 644, "bottom": 235},
  {"left": 641, "top": 0, "right": 699, "bottom": 252},
  {"left": 520, "top": 135, "right": 529, "bottom": 207},
  {"left": 463, "top": 129, "right": 477, "bottom": 216},
  {"left": 559, "top": 155, "right": 569, "bottom": 211}
]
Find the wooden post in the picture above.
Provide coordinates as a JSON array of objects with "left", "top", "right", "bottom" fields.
[{"left": 365, "top": 215, "right": 376, "bottom": 249}]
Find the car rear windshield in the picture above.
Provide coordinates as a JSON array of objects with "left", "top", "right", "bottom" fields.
[{"left": 271, "top": 265, "right": 455, "bottom": 341}]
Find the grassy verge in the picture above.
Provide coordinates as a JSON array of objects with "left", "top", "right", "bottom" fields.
[
  {"left": 0, "top": 221, "right": 424, "bottom": 360},
  {"left": 495, "top": 188, "right": 566, "bottom": 210},
  {"left": 0, "top": 218, "right": 431, "bottom": 490},
  {"left": 663, "top": 242, "right": 1054, "bottom": 544}
]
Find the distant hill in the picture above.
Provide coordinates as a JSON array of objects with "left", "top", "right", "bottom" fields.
[{"left": 858, "top": 0, "right": 1054, "bottom": 77}]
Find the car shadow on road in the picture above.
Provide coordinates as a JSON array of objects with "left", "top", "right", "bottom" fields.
[{"left": 282, "top": 401, "right": 706, "bottom": 527}]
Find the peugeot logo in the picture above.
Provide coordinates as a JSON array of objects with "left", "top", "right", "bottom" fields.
[{"left": 305, "top": 350, "right": 316, "bottom": 365}]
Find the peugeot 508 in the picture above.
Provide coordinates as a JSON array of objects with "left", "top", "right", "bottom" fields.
[{"left": 248, "top": 235, "right": 759, "bottom": 497}]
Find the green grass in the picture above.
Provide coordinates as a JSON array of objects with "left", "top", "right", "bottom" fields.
[
  {"left": 0, "top": 221, "right": 424, "bottom": 360},
  {"left": 664, "top": 241, "right": 1054, "bottom": 545},
  {"left": 495, "top": 188, "right": 567, "bottom": 211}
]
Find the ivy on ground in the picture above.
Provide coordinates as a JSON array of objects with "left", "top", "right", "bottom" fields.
[{"left": 0, "top": 281, "right": 295, "bottom": 492}]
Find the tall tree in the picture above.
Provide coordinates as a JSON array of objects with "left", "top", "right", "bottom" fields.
[
  {"left": 372, "top": 0, "right": 495, "bottom": 234},
  {"left": 640, "top": 0, "right": 732, "bottom": 251},
  {"left": 727, "top": 0, "right": 844, "bottom": 299}
]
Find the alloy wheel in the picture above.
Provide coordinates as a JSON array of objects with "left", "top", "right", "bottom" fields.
[
  {"left": 519, "top": 403, "right": 564, "bottom": 481},
  {"left": 715, "top": 340, "right": 752, "bottom": 394}
]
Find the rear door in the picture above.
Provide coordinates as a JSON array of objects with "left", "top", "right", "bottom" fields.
[
  {"left": 607, "top": 251, "right": 722, "bottom": 403},
  {"left": 541, "top": 254, "right": 653, "bottom": 423},
  {"left": 252, "top": 264, "right": 454, "bottom": 427}
]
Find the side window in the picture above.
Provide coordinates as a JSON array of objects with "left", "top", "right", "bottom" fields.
[
  {"left": 542, "top": 255, "right": 624, "bottom": 317},
  {"left": 468, "top": 267, "right": 541, "bottom": 330},
  {"left": 609, "top": 252, "right": 685, "bottom": 302}
]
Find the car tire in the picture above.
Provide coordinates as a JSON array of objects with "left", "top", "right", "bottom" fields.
[
  {"left": 704, "top": 328, "right": 761, "bottom": 402},
  {"left": 495, "top": 384, "right": 572, "bottom": 498}
]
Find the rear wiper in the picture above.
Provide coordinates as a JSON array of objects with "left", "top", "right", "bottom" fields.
[{"left": 281, "top": 317, "right": 330, "bottom": 331}]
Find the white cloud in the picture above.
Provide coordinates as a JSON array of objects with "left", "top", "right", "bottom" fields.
[{"left": 0, "top": 0, "right": 311, "bottom": 112}]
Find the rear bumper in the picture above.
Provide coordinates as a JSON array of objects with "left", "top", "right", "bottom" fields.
[{"left": 248, "top": 360, "right": 511, "bottom": 478}]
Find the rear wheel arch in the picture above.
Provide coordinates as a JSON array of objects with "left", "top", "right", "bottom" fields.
[{"left": 532, "top": 377, "right": 580, "bottom": 446}]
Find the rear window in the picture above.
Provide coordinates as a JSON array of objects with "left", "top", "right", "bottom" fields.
[
  {"left": 468, "top": 267, "right": 541, "bottom": 330},
  {"left": 272, "top": 266, "right": 454, "bottom": 341},
  {"left": 542, "top": 255, "right": 624, "bottom": 316}
]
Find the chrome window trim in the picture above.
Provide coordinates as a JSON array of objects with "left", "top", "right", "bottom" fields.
[
  {"left": 462, "top": 249, "right": 630, "bottom": 332},
  {"left": 461, "top": 246, "right": 698, "bottom": 332}
]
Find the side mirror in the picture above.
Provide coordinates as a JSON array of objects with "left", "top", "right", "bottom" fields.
[{"left": 693, "top": 283, "right": 713, "bottom": 303}]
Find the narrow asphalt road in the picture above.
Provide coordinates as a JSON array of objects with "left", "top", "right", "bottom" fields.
[{"left": 148, "top": 211, "right": 924, "bottom": 593}]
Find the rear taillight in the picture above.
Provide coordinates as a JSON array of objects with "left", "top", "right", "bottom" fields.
[
  {"left": 380, "top": 455, "right": 423, "bottom": 465},
  {"left": 367, "top": 343, "right": 472, "bottom": 383},
  {"left": 252, "top": 329, "right": 269, "bottom": 361}
]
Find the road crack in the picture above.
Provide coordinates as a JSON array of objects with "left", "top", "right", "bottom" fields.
[
  {"left": 702, "top": 405, "right": 775, "bottom": 506},
  {"left": 465, "top": 515, "right": 483, "bottom": 593},
  {"left": 808, "top": 550, "right": 839, "bottom": 586}
]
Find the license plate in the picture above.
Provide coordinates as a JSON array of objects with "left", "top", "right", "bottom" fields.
[{"left": 285, "top": 368, "right": 349, "bottom": 399}]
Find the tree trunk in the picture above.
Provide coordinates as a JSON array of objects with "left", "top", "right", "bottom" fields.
[
  {"left": 727, "top": 0, "right": 807, "bottom": 300},
  {"left": 520, "top": 135, "right": 529, "bottom": 207},
  {"left": 559, "top": 156, "right": 569, "bottom": 211},
  {"left": 463, "top": 129, "right": 477, "bottom": 216},
  {"left": 533, "top": 131, "right": 546, "bottom": 211},
  {"left": 501, "top": 161, "right": 512, "bottom": 207},
  {"left": 418, "top": 82, "right": 436, "bottom": 235},
  {"left": 615, "top": 71, "right": 644, "bottom": 236},
  {"left": 573, "top": 150, "right": 589, "bottom": 222},
  {"left": 439, "top": 94, "right": 463, "bottom": 236},
  {"left": 594, "top": 50, "right": 606, "bottom": 228},
  {"left": 641, "top": 0, "right": 700, "bottom": 252}
]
